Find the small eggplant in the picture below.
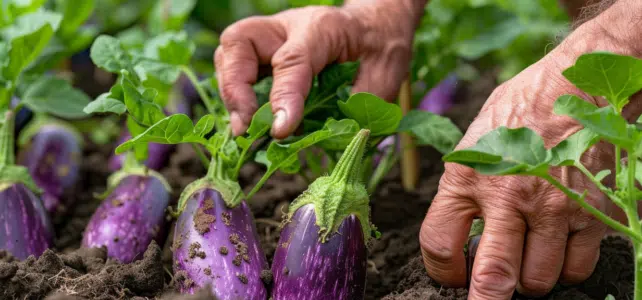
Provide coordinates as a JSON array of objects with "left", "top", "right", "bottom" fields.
[
  {"left": 10, "top": 97, "right": 33, "bottom": 135},
  {"left": 417, "top": 74, "right": 458, "bottom": 115},
  {"left": 466, "top": 218, "right": 484, "bottom": 287},
  {"left": 272, "top": 204, "right": 366, "bottom": 300},
  {"left": 18, "top": 124, "right": 82, "bottom": 213},
  {"left": 82, "top": 174, "right": 171, "bottom": 263},
  {"left": 173, "top": 187, "right": 269, "bottom": 299},
  {"left": 271, "top": 129, "right": 373, "bottom": 300},
  {"left": 0, "top": 184, "right": 54, "bottom": 260},
  {"left": 108, "top": 132, "right": 173, "bottom": 171}
]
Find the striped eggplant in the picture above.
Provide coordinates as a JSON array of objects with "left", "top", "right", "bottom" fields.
[
  {"left": 82, "top": 174, "right": 171, "bottom": 263},
  {"left": 271, "top": 129, "right": 373, "bottom": 300},
  {"left": 0, "top": 183, "right": 54, "bottom": 260},
  {"left": 173, "top": 186, "right": 269, "bottom": 299},
  {"left": 18, "top": 123, "right": 82, "bottom": 213}
]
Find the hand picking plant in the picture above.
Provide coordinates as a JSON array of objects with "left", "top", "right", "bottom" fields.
[
  {"left": 0, "top": 2, "right": 95, "bottom": 259},
  {"left": 444, "top": 51, "right": 642, "bottom": 299}
]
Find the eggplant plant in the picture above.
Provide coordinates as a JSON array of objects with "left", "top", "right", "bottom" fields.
[
  {"left": 0, "top": 3, "right": 94, "bottom": 259},
  {"left": 444, "top": 52, "right": 642, "bottom": 300}
]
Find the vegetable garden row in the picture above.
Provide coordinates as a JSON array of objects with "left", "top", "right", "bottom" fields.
[{"left": 0, "top": 0, "right": 637, "bottom": 299}]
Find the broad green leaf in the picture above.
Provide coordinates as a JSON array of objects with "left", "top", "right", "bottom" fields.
[
  {"left": 6, "top": 0, "right": 47, "bottom": 19},
  {"left": 120, "top": 76, "right": 166, "bottom": 126},
  {"left": 254, "top": 150, "right": 270, "bottom": 167},
  {"left": 84, "top": 93, "right": 126, "bottom": 115},
  {"left": 397, "top": 110, "right": 463, "bottom": 154},
  {"left": 143, "top": 31, "right": 195, "bottom": 66},
  {"left": 562, "top": 52, "right": 642, "bottom": 110},
  {"left": 134, "top": 60, "right": 181, "bottom": 85},
  {"left": 443, "top": 127, "right": 551, "bottom": 175},
  {"left": 303, "top": 62, "right": 358, "bottom": 116},
  {"left": 21, "top": 76, "right": 91, "bottom": 119},
  {"left": 90, "top": 35, "right": 132, "bottom": 73},
  {"left": 2, "top": 10, "right": 61, "bottom": 39},
  {"left": 116, "top": 114, "right": 207, "bottom": 154},
  {"left": 549, "top": 128, "right": 599, "bottom": 166},
  {"left": 147, "top": 0, "right": 197, "bottom": 35},
  {"left": 56, "top": 0, "right": 95, "bottom": 38},
  {"left": 2, "top": 18, "right": 57, "bottom": 81},
  {"left": 554, "top": 95, "right": 635, "bottom": 149},
  {"left": 193, "top": 114, "right": 215, "bottom": 137},
  {"left": 317, "top": 118, "right": 359, "bottom": 150},
  {"left": 116, "top": 26, "right": 147, "bottom": 50},
  {"left": 236, "top": 102, "right": 273, "bottom": 149},
  {"left": 338, "top": 92, "right": 402, "bottom": 135}
]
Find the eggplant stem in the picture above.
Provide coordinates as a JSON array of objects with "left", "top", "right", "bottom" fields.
[
  {"left": 398, "top": 79, "right": 419, "bottom": 191},
  {"left": 0, "top": 110, "right": 16, "bottom": 166},
  {"left": 329, "top": 129, "right": 371, "bottom": 185}
]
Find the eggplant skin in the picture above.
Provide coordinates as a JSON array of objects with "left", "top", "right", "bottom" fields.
[
  {"left": 271, "top": 204, "right": 367, "bottom": 300},
  {"left": 108, "top": 132, "right": 172, "bottom": 171},
  {"left": 466, "top": 234, "right": 481, "bottom": 287},
  {"left": 19, "top": 124, "right": 81, "bottom": 213},
  {"left": 82, "top": 175, "right": 170, "bottom": 263},
  {"left": 173, "top": 188, "right": 268, "bottom": 300},
  {"left": 0, "top": 184, "right": 54, "bottom": 260}
]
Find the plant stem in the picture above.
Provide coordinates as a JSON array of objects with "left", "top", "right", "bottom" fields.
[
  {"left": 368, "top": 149, "right": 399, "bottom": 194},
  {"left": 615, "top": 145, "right": 622, "bottom": 187},
  {"left": 625, "top": 151, "right": 642, "bottom": 300},
  {"left": 398, "top": 79, "right": 419, "bottom": 191},
  {"left": 181, "top": 66, "right": 215, "bottom": 114},
  {"left": 574, "top": 162, "right": 620, "bottom": 204},
  {"left": 542, "top": 174, "right": 642, "bottom": 243},
  {"left": 0, "top": 110, "right": 15, "bottom": 166},
  {"left": 191, "top": 143, "right": 210, "bottom": 168}
]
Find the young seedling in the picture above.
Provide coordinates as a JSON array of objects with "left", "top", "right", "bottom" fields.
[{"left": 444, "top": 52, "right": 642, "bottom": 299}]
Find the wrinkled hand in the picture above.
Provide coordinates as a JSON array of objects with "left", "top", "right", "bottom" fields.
[
  {"left": 214, "top": 3, "right": 418, "bottom": 138},
  {"left": 419, "top": 3, "right": 642, "bottom": 299}
]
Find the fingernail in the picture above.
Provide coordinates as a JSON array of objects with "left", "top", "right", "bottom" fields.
[
  {"left": 230, "top": 111, "right": 246, "bottom": 136},
  {"left": 271, "top": 110, "right": 287, "bottom": 137}
]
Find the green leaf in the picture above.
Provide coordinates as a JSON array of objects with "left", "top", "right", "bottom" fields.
[
  {"left": 143, "top": 31, "right": 195, "bottom": 66},
  {"left": 443, "top": 127, "right": 551, "bottom": 175},
  {"left": 236, "top": 102, "right": 273, "bottom": 150},
  {"left": 116, "top": 114, "right": 207, "bottom": 154},
  {"left": 1, "top": 16, "right": 57, "bottom": 81},
  {"left": 134, "top": 60, "right": 181, "bottom": 85},
  {"left": 562, "top": 52, "right": 642, "bottom": 110},
  {"left": 303, "top": 62, "right": 358, "bottom": 116},
  {"left": 316, "top": 118, "right": 360, "bottom": 150},
  {"left": 595, "top": 169, "right": 611, "bottom": 182},
  {"left": 21, "top": 76, "right": 91, "bottom": 119},
  {"left": 254, "top": 150, "right": 270, "bottom": 167},
  {"left": 147, "top": 0, "right": 197, "bottom": 36},
  {"left": 84, "top": 94, "right": 126, "bottom": 115},
  {"left": 6, "top": 0, "right": 47, "bottom": 20},
  {"left": 193, "top": 114, "right": 215, "bottom": 137},
  {"left": 56, "top": 0, "right": 95, "bottom": 38},
  {"left": 549, "top": 128, "right": 599, "bottom": 166},
  {"left": 90, "top": 35, "right": 132, "bottom": 73},
  {"left": 120, "top": 76, "right": 166, "bottom": 126},
  {"left": 554, "top": 95, "right": 635, "bottom": 149},
  {"left": 338, "top": 92, "right": 402, "bottom": 136},
  {"left": 125, "top": 114, "right": 148, "bottom": 161},
  {"left": 397, "top": 110, "right": 463, "bottom": 154}
]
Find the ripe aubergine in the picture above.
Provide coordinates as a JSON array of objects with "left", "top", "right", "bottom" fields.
[
  {"left": 173, "top": 187, "right": 269, "bottom": 299},
  {"left": 19, "top": 123, "right": 82, "bottom": 213},
  {"left": 0, "top": 183, "right": 54, "bottom": 259},
  {"left": 82, "top": 174, "right": 171, "bottom": 263}
]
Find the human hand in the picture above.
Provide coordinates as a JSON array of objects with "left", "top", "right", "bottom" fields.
[
  {"left": 214, "top": 0, "right": 426, "bottom": 138},
  {"left": 419, "top": 1, "right": 642, "bottom": 299}
]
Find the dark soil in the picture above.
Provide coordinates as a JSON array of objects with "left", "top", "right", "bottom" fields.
[{"left": 0, "top": 74, "right": 635, "bottom": 299}]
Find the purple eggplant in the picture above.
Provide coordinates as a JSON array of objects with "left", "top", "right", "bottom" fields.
[
  {"left": 417, "top": 74, "right": 458, "bottom": 115},
  {"left": 173, "top": 187, "right": 269, "bottom": 299},
  {"left": 272, "top": 204, "right": 366, "bottom": 300},
  {"left": 0, "top": 184, "right": 54, "bottom": 260},
  {"left": 82, "top": 174, "right": 171, "bottom": 263},
  {"left": 10, "top": 97, "right": 33, "bottom": 135},
  {"left": 271, "top": 129, "right": 372, "bottom": 300},
  {"left": 466, "top": 218, "right": 484, "bottom": 287},
  {"left": 108, "top": 132, "right": 173, "bottom": 171},
  {"left": 18, "top": 124, "right": 82, "bottom": 213}
]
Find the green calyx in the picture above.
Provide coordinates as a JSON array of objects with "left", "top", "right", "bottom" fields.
[
  {"left": 173, "top": 176, "right": 243, "bottom": 217},
  {"left": 17, "top": 113, "right": 84, "bottom": 147},
  {"left": 287, "top": 129, "right": 373, "bottom": 243},
  {"left": 0, "top": 109, "right": 42, "bottom": 194},
  {"left": 95, "top": 152, "right": 172, "bottom": 199}
]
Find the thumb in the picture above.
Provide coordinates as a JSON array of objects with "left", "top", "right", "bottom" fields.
[{"left": 351, "top": 47, "right": 411, "bottom": 101}]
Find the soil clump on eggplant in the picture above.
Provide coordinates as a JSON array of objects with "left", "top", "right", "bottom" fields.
[{"left": 0, "top": 74, "right": 635, "bottom": 299}]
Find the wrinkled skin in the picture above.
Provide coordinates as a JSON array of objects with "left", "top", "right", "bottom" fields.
[
  {"left": 19, "top": 124, "right": 81, "bottom": 213},
  {"left": 173, "top": 188, "right": 268, "bottom": 299},
  {"left": 272, "top": 204, "right": 366, "bottom": 300},
  {"left": 0, "top": 184, "right": 54, "bottom": 259},
  {"left": 82, "top": 175, "right": 170, "bottom": 263}
]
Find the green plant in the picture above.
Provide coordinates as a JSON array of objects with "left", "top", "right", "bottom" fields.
[{"left": 444, "top": 52, "right": 642, "bottom": 299}]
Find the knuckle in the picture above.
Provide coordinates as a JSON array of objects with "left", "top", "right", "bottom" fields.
[
  {"left": 220, "top": 83, "right": 244, "bottom": 105},
  {"left": 419, "top": 222, "right": 454, "bottom": 267},
  {"left": 272, "top": 43, "right": 310, "bottom": 70},
  {"left": 519, "top": 276, "right": 556, "bottom": 295},
  {"left": 472, "top": 253, "right": 518, "bottom": 295},
  {"left": 561, "top": 264, "right": 595, "bottom": 283}
]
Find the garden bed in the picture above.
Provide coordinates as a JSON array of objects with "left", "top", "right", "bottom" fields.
[{"left": 0, "top": 75, "right": 633, "bottom": 300}]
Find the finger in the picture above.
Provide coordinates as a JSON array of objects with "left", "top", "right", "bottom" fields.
[
  {"left": 517, "top": 202, "right": 569, "bottom": 297},
  {"left": 217, "top": 16, "right": 286, "bottom": 136},
  {"left": 560, "top": 221, "right": 605, "bottom": 285},
  {"left": 469, "top": 210, "right": 526, "bottom": 300},
  {"left": 351, "top": 44, "right": 411, "bottom": 102},
  {"left": 420, "top": 167, "right": 479, "bottom": 287}
]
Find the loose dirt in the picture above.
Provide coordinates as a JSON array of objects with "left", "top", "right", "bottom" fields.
[{"left": 0, "top": 74, "right": 634, "bottom": 299}]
